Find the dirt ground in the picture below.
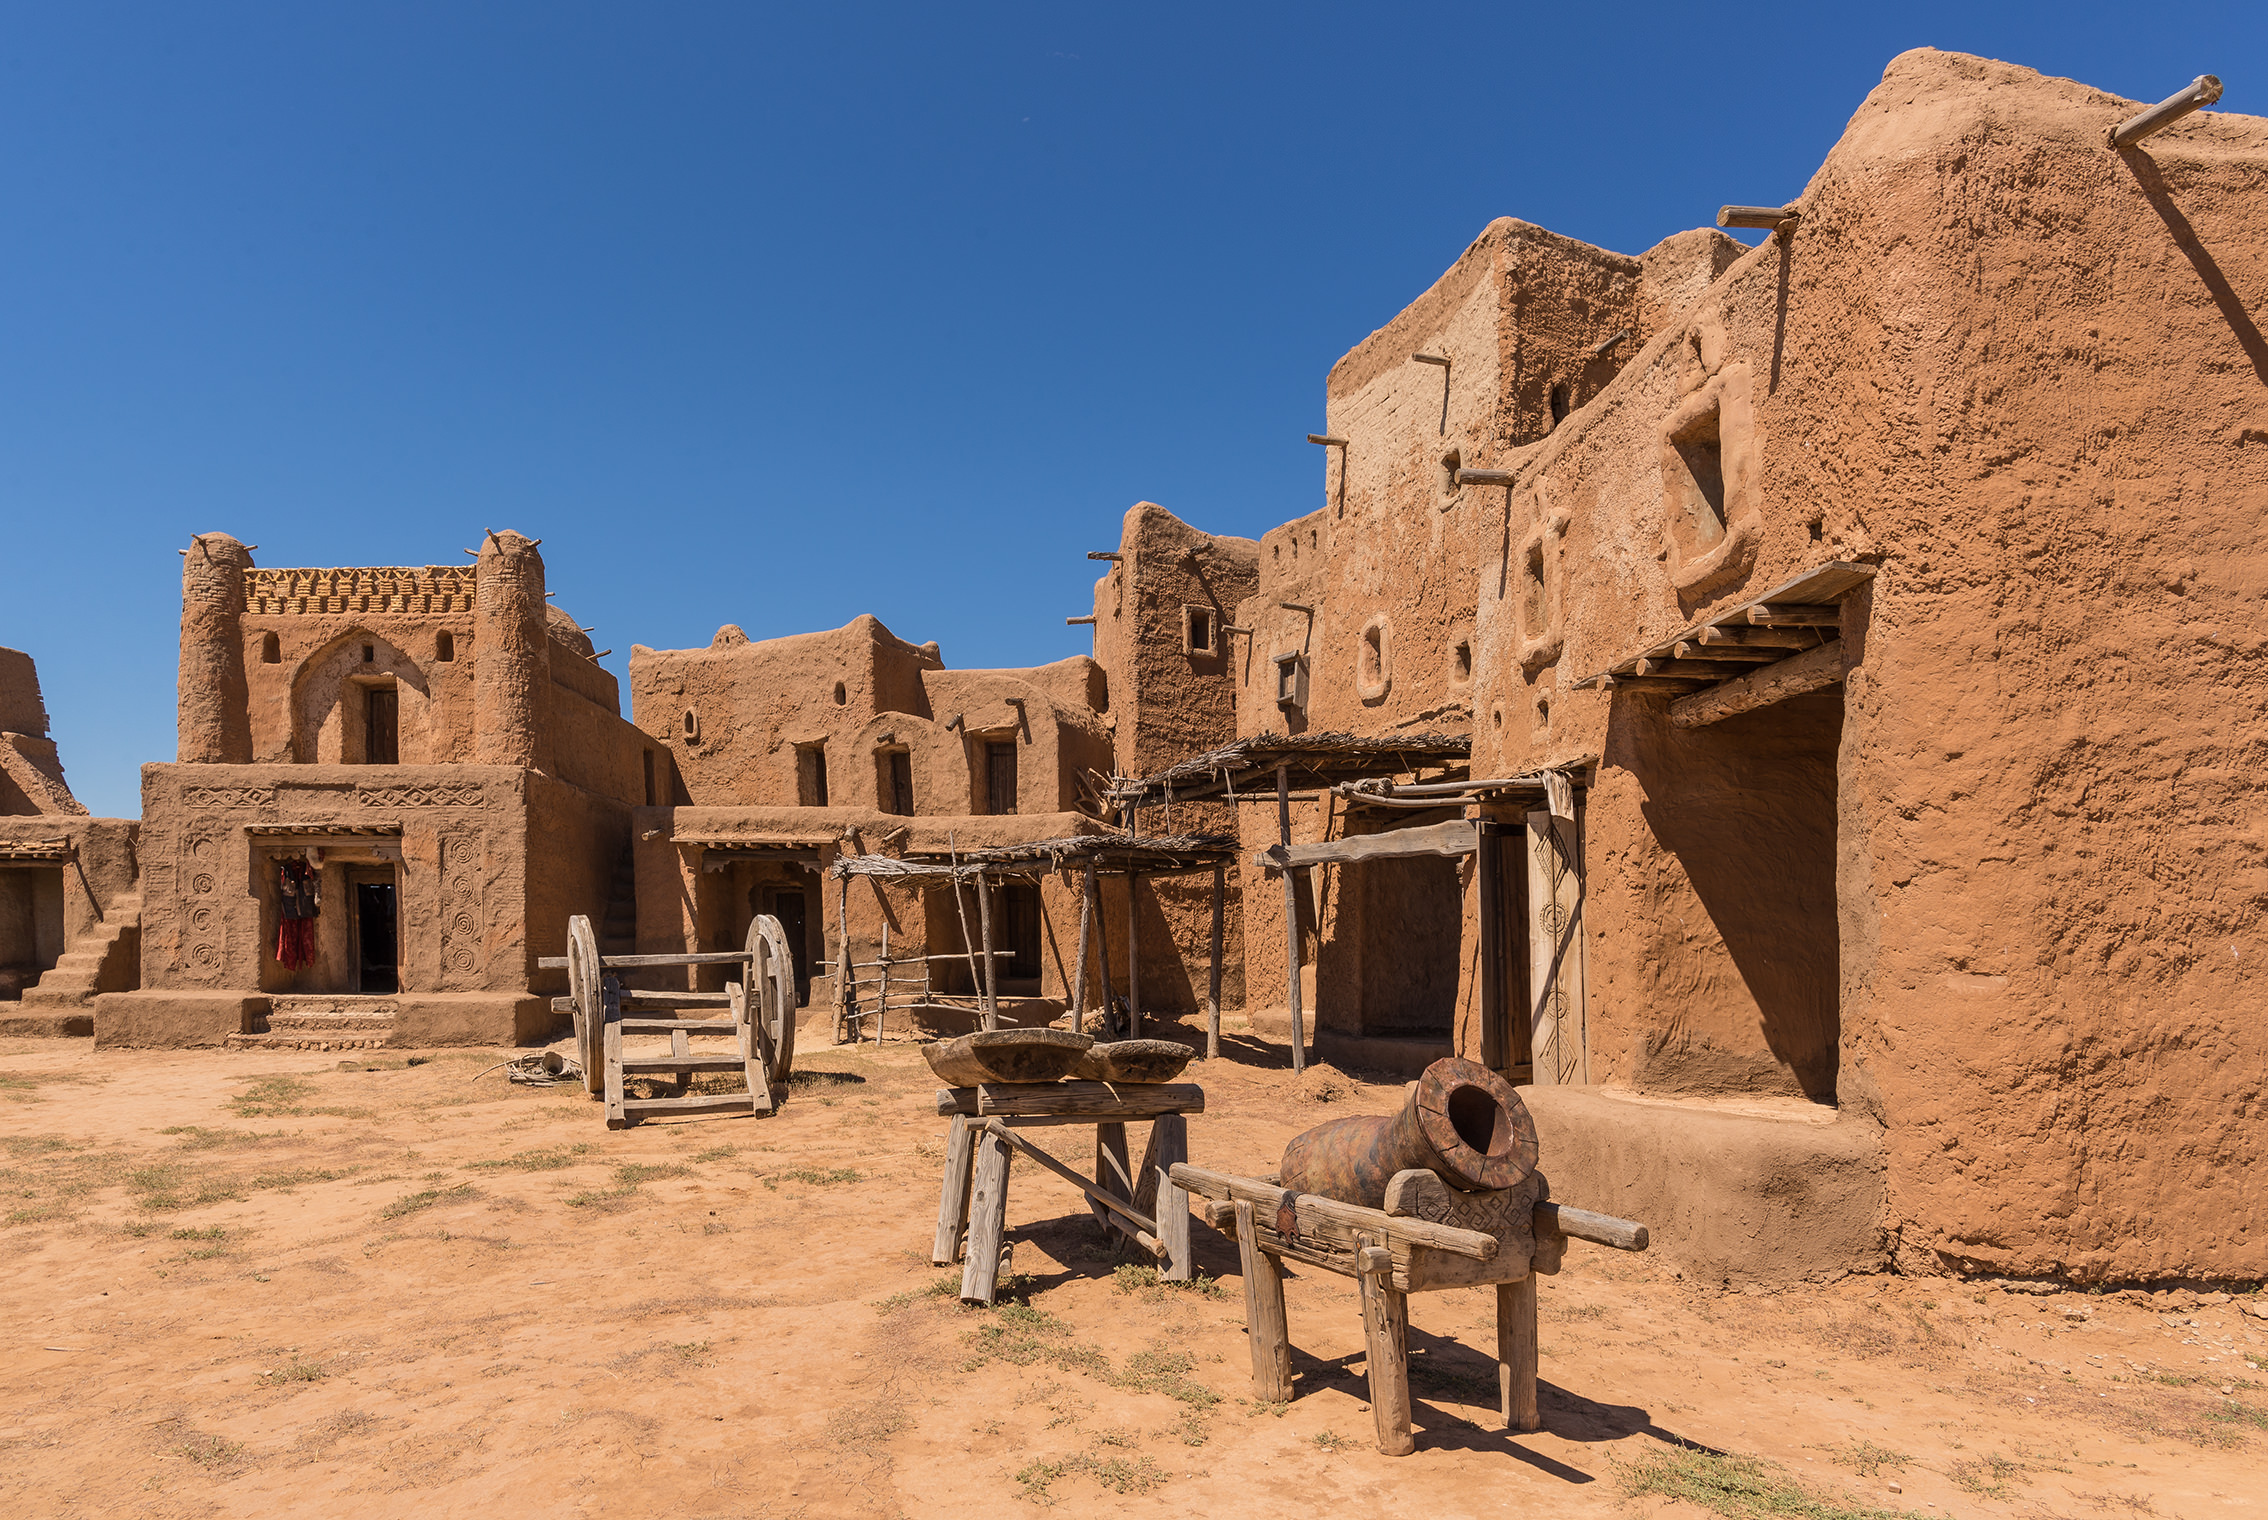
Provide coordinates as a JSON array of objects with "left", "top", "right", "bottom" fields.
[{"left": 1, "top": 1025, "right": 2262, "bottom": 1519}]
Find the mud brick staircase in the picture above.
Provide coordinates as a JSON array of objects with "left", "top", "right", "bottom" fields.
[
  {"left": 1, "top": 892, "right": 143, "bottom": 1037},
  {"left": 225, "top": 995, "right": 398, "bottom": 1052}
]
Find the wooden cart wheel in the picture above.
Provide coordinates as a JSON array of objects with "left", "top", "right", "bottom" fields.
[
  {"left": 748, "top": 913, "right": 797, "bottom": 1084},
  {"left": 568, "top": 914, "right": 605, "bottom": 1097}
]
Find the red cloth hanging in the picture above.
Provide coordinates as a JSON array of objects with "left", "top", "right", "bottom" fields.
[{"left": 275, "top": 916, "right": 318, "bottom": 970}]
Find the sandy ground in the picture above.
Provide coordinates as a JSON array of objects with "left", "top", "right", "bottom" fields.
[{"left": 0, "top": 1025, "right": 2262, "bottom": 1520}]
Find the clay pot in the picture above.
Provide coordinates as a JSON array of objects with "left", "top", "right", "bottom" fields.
[{"left": 1278, "top": 1057, "right": 1537, "bottom": 1209}]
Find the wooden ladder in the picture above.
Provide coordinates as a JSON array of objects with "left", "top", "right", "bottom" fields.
[{"left": 554, "top": 913, "right": 798, "bottom": 1130}]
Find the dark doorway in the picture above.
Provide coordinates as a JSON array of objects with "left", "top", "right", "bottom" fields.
[
  {"left": 769, "top": 889, "right": 811, "bottom": 1004},
  {"left": 1001, "top": 882, "right": 1042, "bottom": 983},
  {"left": 985, "top": 741, "right": 1018, "bottom": 815},
  {"left": 365, "top": 687, "right": 399, "bottom": 764},
  {"left": 355, "top": 880, "right": 399, "bottom": 993},
  {"left": 882, "top": 749, "right": 914, "bottom": 815}
]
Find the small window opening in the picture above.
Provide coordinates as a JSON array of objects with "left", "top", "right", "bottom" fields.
[
  {"left": 797, "top": 744, "right": 829, "bottom": 807},
  {"left": 259, "top": 631, "right": 280, "bottom": 664},
  {"left": 361, "top": 644, "right": 375, "bottom": 664},
  {"left": 1549, "top": 382, "right": 1570, "bottom": 424},
  {"left": 1184, "top": 605, "right": 1215, "bottom": 656},
  {"left": 642, "top": 749, "right": 656, "bottom": 807},
  {"left": 1452, "top": 640, "right": 1472, "bottom": 684},
  {"left": 682, "top": 708, "right": 699, "bottom": 744},
  {"left": 1491, "top": 705, "right": 1505, "bottom": 731},
  {"left": 832, "top": 681, "right": 847, "bottom": 706},
  {"left": 985, "top": 740, "right": 1018, "bottom": 816},
  {"left": 1439, "top": 449, "right": 1463, "bottom": 498},
  {"left": 1358, "top": 623, "right": 1387, "bottom": 691},
  {"left": 1668, "top": 408, "right": 1728, "bottom": 547},
  {"left": 1274, "top": 652, "right": 1308, "bottom": 711},
  {"left": 1535, "top": 693, "right": 1552, "bottom": 730},
  {"left": 1808, "top": 517, "right": 1825, "bottom": 542},
  {"left": 436, "top": 630, "right": 455, "bottom": 662},
  {"left": 880, "top": 749, "right": 914, "bottom": 816},
  {"left": 364, "top": 685, "right": 399, "bottom": 765}
]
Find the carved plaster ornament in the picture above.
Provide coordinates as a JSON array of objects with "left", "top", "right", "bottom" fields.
[{"left": 1658, "top": 308, "right": 1762, "bottom": 596}]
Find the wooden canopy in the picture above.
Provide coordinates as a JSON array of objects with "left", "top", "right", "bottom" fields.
[
  {"left": 1567, "top": 560, "right": 1875, "bottom": 728},
  {"left": 1105, "top": 732, "right": 1472, "bottom": 810},
  {"left": 830, "top": 832, "right": 1237, "bottom": 883}
]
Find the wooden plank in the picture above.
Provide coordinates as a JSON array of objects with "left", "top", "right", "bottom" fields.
[
  {"left": 960, "top": 1127, "right": 1013, "bottom": 1304},
  {"left": 1235, "top": 1200, "right": 1293, "bottom": 1402},
  {"left": 1150, "top": 1113, "right": 1193, "bottom": 1282},
  {"left": 1535, "top": 1201, "right": 1649, "bottom": 1251},
  {"left": 932, "top": 1114, "right": 977, "bottom": 1265},
  {"left": 1071, "top": 855, "right": 1094, "bottom": 1036},
  {"left": 620, "top": 989, "right": 735, "bottom": 1006},
  {"left": 620, "top": 1017, "right": 738, "bottom": 1034},
  {"left": 1669, "top": 639, "right": 1843, "bottom": 729},
  {"left": 1671, "top": 640, "right": 1783, "bottom": 663},
  {"left": 1745, "top": 603, "right": 1842, "bottom": 627},
  {"left": 1358, "top": 1232, "right": 1416, "bottom": 1456},
  {"left": 1092, "top": 1121, "right": 1133, "bottom": 1233},
  {"left": 619, "top": 1093, "right": 758, "bottom": 1116},
  {"left": 732, "top": 977, "right": 773, "bottom": 1116},
  {"left": 1169, "top": 1164, "right": 1497, "bottom": 1261},
  {"left": 1255, "top": 819, "right": 1476, "bottom": 872},
  {"left": 975, "top": 869, "right": 999, "bottom": 1033},
  {"left": 1599, "top": 675, "right": 1708, "bottom": 694},
  {"left": 537, "top": 950, "right": 756, "bottom": 970},
  {"left": 1500, "top": 1275, "right": 1540, "bottom": 1433},
  {"left": 1633, "top": 657, "right": 1759, "bottom": 681},
  {"left": 1565, "top": 560, "right": 1873, "bottom": 689},
  {"left": 935, "top": 1081, "right": 1206, "bottom": 1118},
  {"left": 602, "top": 979, "right": 626, "bottom": 1129},
  {"left": 1696, "top": 624, "right": 1827, "bottom": 649},
  {"left": 619, "top": 1053, "right": 751, "bottom": 1074},
  {"left": 1126, "top": 869, "right": 1141, "bottom": 1039}
]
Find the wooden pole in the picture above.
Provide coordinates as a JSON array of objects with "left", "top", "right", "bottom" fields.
[
  {"left": 835, "top": 871, "right": 853, "bottom": 1045},
  {"left": 1090, "top": 861, "right": 1117, "bottom": 1037},
  {"left": 932, "top": 1114, "right": 976, "bottom": 1265},
  {"left": 960, "top": 1126, "right": 1013, "bottom": 1304},
  {"left": 1234, "top": 1199, "right": 1293, "bottom": 1402},
  {"left": 1476, "top": 825, "right": 1503, "bottom": 1071},
  {"left": 1499, "top": 1275, "right": 1540, "bottom": 1432},
  {"left": 876, "top": 920, "right": 889, "bottom": 1047},
  {"left": 1278, "top": 764, "right": 1305, "bottom": 1074},
  {"left": 975, "top": 868, "right": 1000, "bottom": 1032},
  {"left": 1206, "top": 862, "right": 1224, "bottom": 1060},
  {"left": 1151, "top": 1112, "right": 1192, "bottom": 1281},
  {"left": 1357, "top": 1235, "right": 1414, "bottom": 1455},
  {"left": 1126, "top": 870, "right": 1141, "bottom": 1040},
  {"left": 1071, "top": 857, "right": 1095, "bottom": 1035},
  {"left": 1092, "top": 1121, "right": 1133, "bottom": 1233}
]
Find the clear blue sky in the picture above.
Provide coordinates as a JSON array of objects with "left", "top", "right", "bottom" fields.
[{"left": 3, "top": 2, "right": 2257, "bottom": 817}]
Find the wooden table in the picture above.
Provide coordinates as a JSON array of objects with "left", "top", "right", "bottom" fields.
[
  {"left": 932, "top": 1080, "right": 1205, "bottom": 1304},
  {"left": 1172, "top": 1161, "right": 1647, "bottom": 1455}
]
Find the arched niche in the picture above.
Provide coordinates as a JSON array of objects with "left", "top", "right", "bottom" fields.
[{"left": 289, "top": 629, "right": 435, "bottom": 764}]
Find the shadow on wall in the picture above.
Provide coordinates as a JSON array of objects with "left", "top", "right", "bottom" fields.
[{"left": 1606, "top": 686, "right": 1842, "bottom": 1101}]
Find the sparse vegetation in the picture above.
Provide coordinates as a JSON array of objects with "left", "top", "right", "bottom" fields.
[
  {"left": 1948, "top": 1453, "right": 2025, "bottom": 1499},
  {"left": 467, "top": 1144, "right": 593, "bottom": 1172},
  {"left": 1619, "top": 1446, "right": 1934, "bottom": 1520},
  {"left": 1013, "top": 1447, "right": 1167, "bottom": 1502},
  {"left": 762, "top": 1166, "right": 860, "bottom": 1190},
  {"left": 260, "top": 1357, "right": 328, "bottom": 1385},
  {"left": 1312, "top": 1429, "right": 1353, "bottom": 1452},
  {"left": 378, "top": 1183, "right": 475, "bottom": 1220},
  {"left": 1825, "top": 1441, "right": 1910, "bottom": 1477}
]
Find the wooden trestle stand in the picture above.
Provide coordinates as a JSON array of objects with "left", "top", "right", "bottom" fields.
[
  {"left": 1170, "top": 1162, "right": 1648, "bottom": 1456},
  {"left": 932, "top": 1080, "right": 1205, "bottom": 1304}
]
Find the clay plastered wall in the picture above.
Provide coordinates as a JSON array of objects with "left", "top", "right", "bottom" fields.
[
  {"left": 137, "top": 764, "right": 532, "bottom": 998},
  {"left": 1089, "top": 503, "right": 1258, "bottom": 778},
  {"left": 0, "top": 648, "right": 51, "bottom": 738},
  {"left": 1477, "top": 49, "right": 2267, "bottom": 1280}
]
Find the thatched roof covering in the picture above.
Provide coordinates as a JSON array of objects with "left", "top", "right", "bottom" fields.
[{"left": 831, "top": 832, "right": 1236, "bottom": 882}]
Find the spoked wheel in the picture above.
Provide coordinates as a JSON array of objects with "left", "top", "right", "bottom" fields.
[
  {"left": 747, "top": 913, "right": 797, "bottom": 1086},
  {"left": 567, "top": 914, "right": 605, "bottom": 1098}
]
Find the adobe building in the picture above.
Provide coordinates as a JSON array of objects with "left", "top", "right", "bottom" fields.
[
  {"left": 0, "top": 647, "right": 140, "bottom": 1033},
  {"left": 1103, "top": 50, "right": 2263, "bottom": 1287},
  {"left": 626, "top": 501, "right": 1257, "bottom": 1030},
  {"left": 94, "top": 530, "right": 663, "bottom": 1049}
]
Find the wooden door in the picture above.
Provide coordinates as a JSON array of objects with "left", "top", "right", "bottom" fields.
[{"left": 1525, "top": 809, "right": 1586, "bottom": 1086}]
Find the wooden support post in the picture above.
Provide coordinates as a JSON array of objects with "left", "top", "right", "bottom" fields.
[
  {"left": 1092, "top": 1121, "right": 1133, "bottom": 1234},
  {"left": 1206, "top": 862, "right": 1225, "bottom": 1060},
  {"left": 1499, "top": 1274, "right": 1540, "bottom": 1432},
  {"left": 960, "top": 1125, "right": 1013, "bottom": 1303},
  {"left": 1278, "top": 764, "right": 1305, "bottom": 1074},
  {"left": 835, "top": 871, "right": 853, "bottom": 1044},
  {"left": 1090, "top": 862, "right": 1116, "bottom": 1039},
  {"left": 1071, "top": 856, "right": 1095, "bottom": 1035},
  {"left": 1235, "top": 1200, "right": 1293, "bottom": 1402},
  {"left": 1150, "top": 1112, "right": 1192, "bottom": 1280},
  {"left": 601, "top": 976, "right": 626, "bottom": 1129},
  {"left": 1476, "top": 825, "right": 1504, "bottom": 1071},
  {"left": 1126, "top": 870, "right": 1141, "bottom": 1039},
  {"left": 876, "top": 920, "right": 890, "bottom": 1047},
  {"left": 932, "top": 1114, "right": 977, "bottom": 1265},
  {"left": 1357, "top": 1234, "right": 1414, "bottom": 1455},
  {"left": 975, "top": 868, "right": 999, "bottom": 1032}
]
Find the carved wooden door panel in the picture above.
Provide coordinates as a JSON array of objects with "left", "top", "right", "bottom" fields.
[{"left": 1524, "top": 808, "right": 1586, "bottom": 1087}]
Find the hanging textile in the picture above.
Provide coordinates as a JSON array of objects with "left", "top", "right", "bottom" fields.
[{"left": 275, "top": 857, "right": 321, "bottom": 970}]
